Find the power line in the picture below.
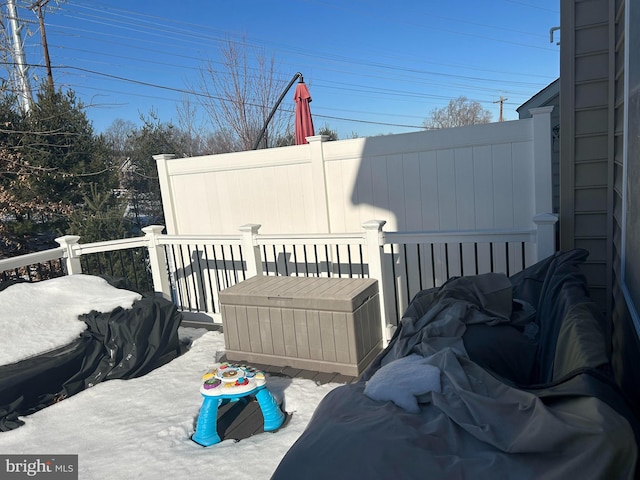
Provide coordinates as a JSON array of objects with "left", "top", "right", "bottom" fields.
[
  {"left": 3, "top": 61, "right": 428, "bottom": 130},
  {"left": 45, "top": 1, "right": 556, "bottom": 88},
  {"left": 8, "top": 0, "right": 558, "bottom": 134}
]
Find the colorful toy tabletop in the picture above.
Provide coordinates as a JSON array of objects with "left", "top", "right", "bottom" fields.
[{"left": 192, "top": 362, "right": 285, "bottom": 447}]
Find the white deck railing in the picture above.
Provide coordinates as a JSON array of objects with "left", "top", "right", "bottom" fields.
[{"left": 0, "top": 216, "right": 557, "bottom": 343}]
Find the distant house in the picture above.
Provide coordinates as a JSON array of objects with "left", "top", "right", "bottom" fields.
[{"left": 558, "top": 0, "right": 640, "bottom": 420}]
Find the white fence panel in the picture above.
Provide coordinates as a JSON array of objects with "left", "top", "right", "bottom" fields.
[{"left": 155, "top": 110, "right": 554, "bottom": 241}]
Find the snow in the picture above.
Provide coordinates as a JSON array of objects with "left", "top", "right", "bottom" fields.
[
  {"left": 0, "top": 275, "right": 142, "bottom": 365},
  {"left": 0, "top": 276, "right": 340, "bottom": 479}
]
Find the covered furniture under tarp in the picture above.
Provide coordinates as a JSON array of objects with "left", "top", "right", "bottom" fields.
[
  {"left": 272, "top": 249, "right": 639, "bottom": 479},
  {"left": 0, "top": 276, "right": 182, "bottom": 431}
]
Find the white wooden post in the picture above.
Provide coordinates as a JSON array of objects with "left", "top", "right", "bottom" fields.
[
  {"left": 362, "top": 220, "right": 392, "bottom": 344},
  {"left": 307, "top": 135, "right": 331, "bottom": 232},
  {"left": 530, "top": 106, "right": 554, "bottom": 215},
  {"left": 529, "top": 106, "right": 557, "bottom": 260},
  {"left": 533, "top": 213, "right": 558, "bottom": 261},
  {"left": 152, "top": 154, "right": 177, "bottom": 234},
  {"left": 55, "top": 235, "right": 82, "bottom": 274},
  {"left": 142, "top": 225, "right": 171, "bottom": 300},
  {"left": 239, "top": 224, "right": 263, "bottom": 278}
]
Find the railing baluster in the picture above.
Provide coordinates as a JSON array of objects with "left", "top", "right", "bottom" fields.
[
  {"left": 401, "top": 244, "right": 408, "bottom": 305},
  {"left": 505, "top": 242, "right": 510, "bottom": 277},
  {"left": 293, "top": 245, "right": 299, "bottom": 276},
  {"left": 444, "top": 243, "right": 450, "bottom": 279},
  {"left": 220, "top": 246, "right": 230, "bottom": 288},
  {"left": 106, "top": 252, "right": 115, "bottom": 277},
  {"left": 324, "top": 245, "right": 330, "bottom": 277},
  {"left": 390, "top": 244, "right": 399, "bottom": 317},
  {"left": 169, "top": 245, "right": 183, "bottom": 308},
  {"left": 431, "top": 243, "right": 436, "bottom": 287},
  {"left": 203, "top": 246, "right": 216, "bottom": 314},
  {"left": 262, "top": 246, "right": 269, "bottom": 275},
  {"left": 474, "top": 243, "right": 479, "bottom": 275},
  {"left": 179, "top": 244, "right": 193, "bottom": 311},
  {"left": 272, "top": 245, "right": 278, "bottom": 276},
  {"left": 313, "top": 244, "right": 320, "bottom": 277},
  {"left": 194, "top": 245, "right": 205, "bottom": 312},
  {"left": 211, "top": 245, "right": 224, "bottom": 295},
  {"left": 229, "top": 246, "right": 238, "bottom": 284},
  {"left": 303, "top": 245, "right": 310, "bottom": 276},
  {"left": 281, "top": 245, "right": 289, "bottom": 276},
  {"left": 417, "top": 244, "right": 423, "bottom": 292},
  {"left": 490, "top": 243, "right": 495, "bottom": 272},
  {"left": 238, "top": 246, "right": 246, "bottom": 282}
]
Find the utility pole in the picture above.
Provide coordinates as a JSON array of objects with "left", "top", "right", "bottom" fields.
[
  {"left": 493, "top": 95, "right": 508, "bottom": 122},
  {"left": 5, "top": 0, "right": 33, "bottom": 112},
  {"left": 31, "top": 0, "right": 53, "bottom": 91}
]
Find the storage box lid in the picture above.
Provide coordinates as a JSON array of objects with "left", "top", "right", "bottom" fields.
[{"left": 219, "top": 276, "right": 378, "bottom": 312}]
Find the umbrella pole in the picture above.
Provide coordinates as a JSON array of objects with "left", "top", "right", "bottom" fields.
[{"left": 253, "top": 72, "right": 303, "bottom": 150}]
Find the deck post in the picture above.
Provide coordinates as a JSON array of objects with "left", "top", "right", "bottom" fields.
[
  {"left": 533, "top": 213, "right": 558, "bottom": 261},
  {"left": 530, "top": 106, "right": 554, "bottom": 216},
  {"left": 142, "top": 225, "right": 171, "bottom": 300},
  {"left": 307, "top": 135, "right": 331, "bottom": 232},
  {"left": 152, "top": 154, "right": 177, "bottom": 234},
  {"left": 239, "top": 224, "right": 263, "bottom": 278},
  {"left": 55, "top": 235, "right": 82, "bottom": 274},
  {"left": 362, "top": 220, "right": 391, "bottom": 344}
]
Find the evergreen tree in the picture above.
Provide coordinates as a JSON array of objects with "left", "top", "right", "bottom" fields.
[
  {"left": 0, "top": 86, "right": 120, "bottom": 254},
  {"left": 124, "top": 113, "right": 187, "bottom": 227},
  {"left": 66, "top": 184, "right": 129, "bottom": 243},
  {"left": 19, "top": 87, "right": 117, "bottom": 210}
]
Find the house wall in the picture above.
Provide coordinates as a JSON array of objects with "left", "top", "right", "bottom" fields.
[
  {"left": 613, "top": 0, "right": 640, "bottom": 422},
  {"left": 155, "top": 113, "right": 554, "bottom": 239},
  {"left": 561, "top": 0, "right": 640, "bottom": 421},
  {"left": 559, "top": 0, "right": 613, "bottom": 308}
]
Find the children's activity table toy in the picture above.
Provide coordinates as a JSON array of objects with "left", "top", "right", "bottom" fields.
[{"left": 192, "top": 362, "right": 285, "bottom": 446}]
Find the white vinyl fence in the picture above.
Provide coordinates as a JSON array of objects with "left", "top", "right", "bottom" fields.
[{"left": 154, "top": 107, "right": 554, "bottom": 238}]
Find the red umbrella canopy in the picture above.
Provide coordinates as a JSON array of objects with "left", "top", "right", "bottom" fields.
[{"left": 294, "top": 81, "right": 314, "bottom": 145}]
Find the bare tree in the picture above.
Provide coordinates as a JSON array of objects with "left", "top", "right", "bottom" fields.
[
  {"left": 103, "top": 118, "right": 136, "bottom": 156},
  {"left": 423, "top": 96, "right": 493, "bottom": 129},
  {"left": 202, "top": 129, "right": 240, "bottom": 154},
  {"left": 175, "top": 95, "right": 212, "bottom": 156},
  {"left": 195, "top": 37, "right": 291, "bottom": 151}
]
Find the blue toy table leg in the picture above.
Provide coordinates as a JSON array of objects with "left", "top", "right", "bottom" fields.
[
  {"left": 192, "top": 396, "right": 221, "bottom": 446},
  {"left": 255, "top": 387, "right": 285, "bottom": 432}
]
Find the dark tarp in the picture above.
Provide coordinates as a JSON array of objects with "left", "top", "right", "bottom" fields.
[
  {"left": 272, "top": 250, "right": 640, "bottom": 479},
  {"left": 0, "top": 280, "right": 182, "bottom": 432}
]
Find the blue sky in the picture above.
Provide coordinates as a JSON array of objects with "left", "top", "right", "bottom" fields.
[{"left": 13, "top": 0, "right": 560, "bottom": 139}]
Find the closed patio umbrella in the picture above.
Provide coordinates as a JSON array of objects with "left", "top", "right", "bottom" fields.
[{"left": 294, "top": 80, "right": 314, "bottom": 145}]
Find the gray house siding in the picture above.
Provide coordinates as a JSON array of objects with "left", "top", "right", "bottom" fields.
[
  {"left": 612, "top": 0, "right": 640, "bottom": 419},
  {"left": 560, "top": 0, "right": 612, "bottom": 308},
  {"left": 561, "top": 0, "right": 640, "bottom": 420}
]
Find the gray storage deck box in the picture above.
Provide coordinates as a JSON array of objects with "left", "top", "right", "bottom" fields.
[{"left": 220, "top": 276, "right": 381, "bottom": 376}]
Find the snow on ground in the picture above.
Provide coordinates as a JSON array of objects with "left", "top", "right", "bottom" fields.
[
  {"left": 0, "top": 275, "right": 142, "bottom": 365},
  {"left": 0, "top": 276, "right": 340, "bottom": 479}
]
